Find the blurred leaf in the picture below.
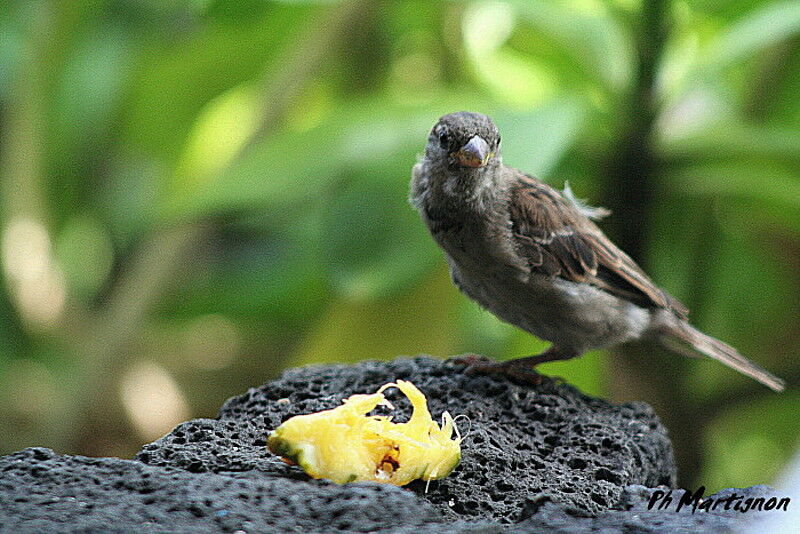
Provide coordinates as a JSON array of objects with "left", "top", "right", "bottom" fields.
[
  {"left": 171, "top": 82, "right": 260, "bottom": 195},
  {"left": 463, "top": 2, "right": 557, "bottom": 105},
  {"left": 271, "top": 0, "right": 345, "bottom": 4},
  {"left": 668, "top": 162, "right": 800, "bottom": 232},
  {"left": 0, "top": 4, "right": 24, "bottom": 99},
  {"left": 0, "top": 284, "right": 24, "bottom": 360},
  {"left": 661, "top": 122, "right": 800, "bottom": 162},
  {"left": 286, "top": 266, "right": 460, "bottom": 367},
  {"left": 122, "top": 4, "right": 312, "bottom": 164},
  {"left": 49, "top": 25, "right": 130, "bottom": 221},
  {"left": 321, "top": 160, "right": 441, "bottom": 300},
  {"left": 55, "top": 215, "right": 114, "bottom": 301},
  {"left": 758, "top": 40, "right": 800, "bottom": 127},
  {"left": 508, "top": 0, "right": 633, "bottom": 91},
  {"left": 160, "top": 97, "right": 477, "bottom": 220},
  {"left": 160, "top": 101, "right": 424, "bottom": 219},
  {"left": 455, "top": 299, "right": 517, "bottom": 357},
  {"left": 708, "top": 1, "right": 800, "bottom": 70},
  {"left": 495, "top": 97, "right": 585, "bottom": 177},
  {"left": 647, "top": 197, "right": 707, "bottom": 312},
  {"left": 51, "top": 26, "right": 129, "bottom": 155},
  {"left": 689, "top": 0, "right": 777, "bottom": 20},
  {"left": 96, "top": 152, "right": 165, "bottom": 246},
  {"left": 684, "top": 211, "right": 794, "bottom": 396},
  {"left": 703, "top": 391, "right": 800, "bottom": 490},
  {"left": 163, "top": 210, "right": 329, "bottom": 328}
]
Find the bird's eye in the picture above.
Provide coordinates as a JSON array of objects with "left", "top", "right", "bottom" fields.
[{"left": 438, "top": 131, "right": 450, "bottom": 147}]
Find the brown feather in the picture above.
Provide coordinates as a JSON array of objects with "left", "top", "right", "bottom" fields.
[{"left": 508, "top": 173, "right": 689, "bottom": 319}]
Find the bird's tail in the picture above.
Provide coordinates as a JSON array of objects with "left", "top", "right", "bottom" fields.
[{"left": 662, "top": 322, "right": 786, "bottom": 392}]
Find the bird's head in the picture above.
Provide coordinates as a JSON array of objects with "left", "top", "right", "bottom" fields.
[{"left": 425, "top": 111, "right": 501, "bottom": 170}]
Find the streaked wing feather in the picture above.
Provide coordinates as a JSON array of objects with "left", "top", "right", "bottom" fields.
[{"left": 508, "top": 174, "right": 689, "bottom": 319}]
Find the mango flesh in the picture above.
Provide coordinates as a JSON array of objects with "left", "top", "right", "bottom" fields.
[{"left": 267, "top": 380, "right": 461, "bottom": 485}]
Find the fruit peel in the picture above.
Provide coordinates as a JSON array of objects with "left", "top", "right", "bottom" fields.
[{"left": 267, "top": 380, "right": 461, "bottom": 486}]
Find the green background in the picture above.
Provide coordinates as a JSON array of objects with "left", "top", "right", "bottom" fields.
[{"left": 0, "top": 0, "right": 798, "bottom": 490}]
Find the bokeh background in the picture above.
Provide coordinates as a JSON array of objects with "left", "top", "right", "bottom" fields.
[{"left": 1, "top": 0, "right": 798, "bottom": 490}]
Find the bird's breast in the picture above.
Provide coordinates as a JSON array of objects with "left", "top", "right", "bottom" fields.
[
  {"left": 413, "top": 164, "right": 525, "bottom": 274},
  {"left": 431, "top": 214, "right": 525, "bottom": 278}
]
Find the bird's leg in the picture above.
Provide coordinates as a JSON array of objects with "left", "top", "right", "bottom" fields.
[
  {"left": 501, "top": 347, "right": 579, "bottom": 384},
  {"left": 451, "top": 347, "right": 578, "bottom": 384},
  {"left": 507, "top": 346, "right": 578, "bottom": 367}
]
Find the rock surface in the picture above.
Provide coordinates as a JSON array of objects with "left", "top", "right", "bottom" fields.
[
  {"left": 138, "top": 356, "right": 676, "bottom": 520},
  {"left": 512, "top": 484, "right": 789, "bottom": 533},
  {"left": 0, "top": 447, "right": 443, "bottom": 533},
  {"left": 0, "top": 356, "right": 787, "bottom": 532}
]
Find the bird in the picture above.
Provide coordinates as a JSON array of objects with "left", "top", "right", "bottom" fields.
[{"left": 409, "top": 111, "right": 785, "bottom": 392}]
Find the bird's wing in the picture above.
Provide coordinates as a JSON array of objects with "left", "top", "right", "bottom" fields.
[{"left": 508, "top": 173, "right": 689, "bottom": 318}]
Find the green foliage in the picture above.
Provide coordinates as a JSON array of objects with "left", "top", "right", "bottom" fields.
[
  {"left": 0, "top": 0, "right": 797, "bottom": 490},
  {"left": 707, "top": 1, "right": 800, "bottom": 69}
]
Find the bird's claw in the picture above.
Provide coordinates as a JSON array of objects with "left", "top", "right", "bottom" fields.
[
  {"left": 449, "top": 354, "right": 547, "bottom": 385},
  {"left": 502, "top": 364, "right": 546, "bottom": 385},
  {"left": 448, "top": 353, "right": 494, "bottom": 369}
]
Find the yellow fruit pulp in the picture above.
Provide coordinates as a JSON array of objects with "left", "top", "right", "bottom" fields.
[{"left": 267, "top": 380, "right": 461, "bottom": 485}]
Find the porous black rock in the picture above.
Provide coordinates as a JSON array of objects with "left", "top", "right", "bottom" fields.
[
  {"left": 138, "top": 356, "right": 676, "bottom": 522},
  {"left": 4, "top": 356, "right": 783, "bottom": 533},
  {"left": 0, "top": 447, "right": 447, "bottom": 533},
  {"left": 510, "top": 484, "right": 791, "bottom": 534},
  {"left": 0, "top": 447, "right": 784, "bottom": 534}
]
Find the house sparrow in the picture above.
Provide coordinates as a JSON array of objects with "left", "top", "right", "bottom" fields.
[{"left": 410, "top": 111, "right": 785, "bottom": 391}]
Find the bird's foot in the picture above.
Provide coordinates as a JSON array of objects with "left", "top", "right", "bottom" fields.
[
  {"left": 500, "top": 362, "right": 549, "bottom": 385},
  {"left": 448, "top": 353, "right": 494, "bottom": 369},
  {"left": 449, "top": 353, "right": 546, "bottom": 385}
]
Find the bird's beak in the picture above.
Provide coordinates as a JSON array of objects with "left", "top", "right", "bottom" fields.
[{"left": 452, "top": 135, "right": 491, "bottom": 168}]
